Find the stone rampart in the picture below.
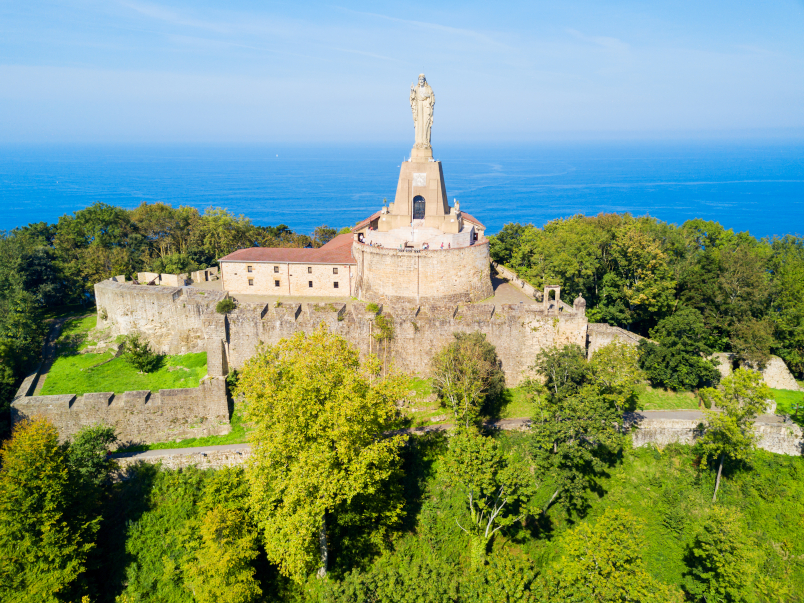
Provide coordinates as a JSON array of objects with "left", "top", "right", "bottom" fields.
[
  {"left": 95, "top": 280, "right": 227, "bottom": 356},
  {"left": 354, "top": 241, "right": 494, "bottom": 305},
  {"left": 11, "top": 378, "right": 230, "bottom": 445},
  {"left": 96, "top": 280, "right": 587, "bottom": 386}
]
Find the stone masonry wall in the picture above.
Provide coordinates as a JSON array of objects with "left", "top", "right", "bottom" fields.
[
  {"left": 96, "top": 280, "right": 587, "bottom": 386},
  {"left": 11, "top": 378, "right": 230, "bottom": 445},
  {"left": 354, "top": 241, "right": 494, "bottom": 305},
  {"left": 629, "top": 415, "right": 803, "bottom": 456},
  {"left": 95, "top": 280, "right": 228, "bottom": 356},
  {"left": 586, "top": 323, "right": 647, "bottom": 357}
]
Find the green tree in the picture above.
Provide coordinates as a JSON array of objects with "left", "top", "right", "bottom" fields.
[
  {"left": 184, "top": 468, "right": 262, "bottom": 603},
  {"left": 0, "top": 419, "right": 99, "bottom": 603},
  {"left": 638, "top": 307, "right": 721, "bottom": 391},
  {"left": 444, "top": 429, "right": 535, "bottom": 566},
  {"left": 313, "top": 225, "right": 338, "bottom": 247},
  {"left": 489, "top": 222, "right": 529, "bottom": 266},
  {"left": 529, "top": 344, "right": 623, "bottom": 514},
  {"left": 698, "top": 368, "right": 770, "bottom": 501},
  {"left": 122, "top": 332, "right": 162, "bottom": 373},
  {"left": 431, "top": 332, "right": 505, "bottom": 427},
  {"left": 149, "top": 252, "right": 200, "bottom": 275},
  {"left": 467, "top": 549, "right": 539, "bottom": 603},
  {"left": 67, "top": 424, "right": 118, "bottom": 487},
  {"left": 539, "top": 508, "right": 683, "bottom": 602},
  {"left": 683, "top": 507, "right": 759, "bottom": 603},
  {"left": 767, "top": 235, "right": 804, "bottom": 377},
  {"left": 730, "top": 316, "right": 775, "bottom": 369},
  {"left": 587, "top": 340, "right": 644, "bottom": 412},
  {"left": 238, "top": 325, "right": 406, "bottom": 581},
  {"left": 609, "top": 221, "right": 677, "bottom": 329}
]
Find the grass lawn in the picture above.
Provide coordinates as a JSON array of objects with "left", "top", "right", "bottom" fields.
[
  {"left": 400, "top": 376, "right": 451, "bottom": 427},
  {"left": 40, "top": 352, "right": 208, "bottom": 395},
  {"left": 399, "top": 377, "right": 537, "bottom": 426},
  {"left": 638, "top": 386, "right": 700, "bottom": 410},
  {"left": 771, "top": 387, "right": 804, "bottom": 426},
  {"left": 40, "top": 313, "right": 208, "bottom": 395},
  {"left": 57, "top": 314, "right": 101, "bottom": 351}
]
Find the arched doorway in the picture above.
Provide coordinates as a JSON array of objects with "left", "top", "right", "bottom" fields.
[{"left": 413, "top": 195, "right": 425, "bottom": 220}]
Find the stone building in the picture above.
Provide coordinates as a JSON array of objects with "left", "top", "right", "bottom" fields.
[{"left": 219, "top": 233, "right": 356, "bottom": 297}]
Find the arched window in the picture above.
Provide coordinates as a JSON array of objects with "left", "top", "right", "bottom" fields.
[{"left": 413, "top": 195, "right": 425, "bottom": 220}]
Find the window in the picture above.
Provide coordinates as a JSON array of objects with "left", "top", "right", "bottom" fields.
[
  {"left": 333, "top": 267, "right": 338, "bottom": 274},
  {"left": 333, "top": 282, "right": 339, "bottom": 289},
  {"left": 307, "top": 266, "right": 312, "bottom": 274},
  {"left": 247, "top": 266, "right": 253, "bottom": 273},
  {"left": 248, "top": 279, "right": 254, "bottom": 286},
  {"left": 413, "top": 195, "right": 426, "bottom": 220},
  {"left": 308, "top": 281, "right": 313, "bottom": 288},
  {"left": 273, "top": 266, "right": 279, "bottom": 273},
  {"left": 274, "top": 280, "right": 280, "bottom": 287}
]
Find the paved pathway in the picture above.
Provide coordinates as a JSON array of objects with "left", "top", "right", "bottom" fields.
[{"left": 111, "top": 410, "right": 790, "bottom": 462}]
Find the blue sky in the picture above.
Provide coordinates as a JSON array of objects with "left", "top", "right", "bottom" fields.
[{"left": 2, "top": 0, "right": 804, "bottom": 143}]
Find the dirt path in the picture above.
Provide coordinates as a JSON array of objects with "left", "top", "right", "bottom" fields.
[{"left": 32, "top": 315, "right": 87, "bottom": 395}]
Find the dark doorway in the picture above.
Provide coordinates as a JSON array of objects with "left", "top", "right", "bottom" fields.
[{"left": 413, "top": 195, "right": 425, "bottom": 220}]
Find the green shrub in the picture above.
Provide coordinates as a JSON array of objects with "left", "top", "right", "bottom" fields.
[{"left": 216, "top": 298, "right": 237, "bottom": 314}]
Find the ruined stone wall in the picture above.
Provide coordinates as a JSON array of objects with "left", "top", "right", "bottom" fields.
[
  {"left": 629, "top": 415, "right": 803, "bottom": 456},
  {"left": 354, "top": 241, "right": 494, "bottom": 305},
  {"left": 11, "top": 378, "right": 230, "bottom": 445},
  {"left": 223, "top": 300, "right": 587, "bottom": 386},
  {"left": 96, "top": 280, "right": 587, "bottom": 386},
  {"left": 586, "top": 323, "right": 647, "bottom": 357}
]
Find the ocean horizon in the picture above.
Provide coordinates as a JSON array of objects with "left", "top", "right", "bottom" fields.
[{"left": 1, "top": 140, "right": 802, "bottom": 239}]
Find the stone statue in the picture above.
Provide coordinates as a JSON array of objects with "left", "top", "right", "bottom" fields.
[{"left": 410, "top": 74, "right": 435, "bottom": 149}]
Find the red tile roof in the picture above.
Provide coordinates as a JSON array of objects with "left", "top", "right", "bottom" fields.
[
  {"left": 351, "top": 211, "right": 381, "bottom": 232},
  {"left": 460, "top": 211, "right": 485, "bottom": 229},
  {"left": 219, "top": 233, "right": 355, "bottom": 265}
]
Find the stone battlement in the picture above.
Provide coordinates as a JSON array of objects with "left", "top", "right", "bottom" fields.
[
  {"left": 12, "top": 378, "right": 230, "bottom": 445},
  {"left": 94, "top": 279, "right": 588, "bottom": 386}
]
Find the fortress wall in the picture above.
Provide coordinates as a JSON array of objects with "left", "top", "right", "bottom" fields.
[
  {"left": 354, "top": 242, "right": 494, "bottom": 305},
  {"left": 95, "top": 281, "right": 227, "bottom": 355},
  {"left": 11, "top": 378, "right": 231, "bottom": 445},
  {"left": 225, "top": 301, "right": 587, "bottom": 386},
  {"left": 94, "top": 280, "right": 586, "bottom": 387}
]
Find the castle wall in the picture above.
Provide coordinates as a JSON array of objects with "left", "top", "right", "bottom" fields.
[
  {"left": 354, "top": 241, "right": 494, "bottom": 305},
  {"left": 11, "top": 378, "right": 230, "bottom": 445},
  {"left": 95, "top": 281, "right": 587, "bottom": 386},
  {"left": 95, "top": 281, "right": 227, "bottom": 356}
]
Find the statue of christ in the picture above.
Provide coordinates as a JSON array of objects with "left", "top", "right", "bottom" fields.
[{"left": 410, "top": 74, "right": 435, "bottom": 149}]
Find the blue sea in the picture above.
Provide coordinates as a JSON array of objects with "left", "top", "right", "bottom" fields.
[{"left": 0, "top": 141, "right": 802, "bottom": 238}]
